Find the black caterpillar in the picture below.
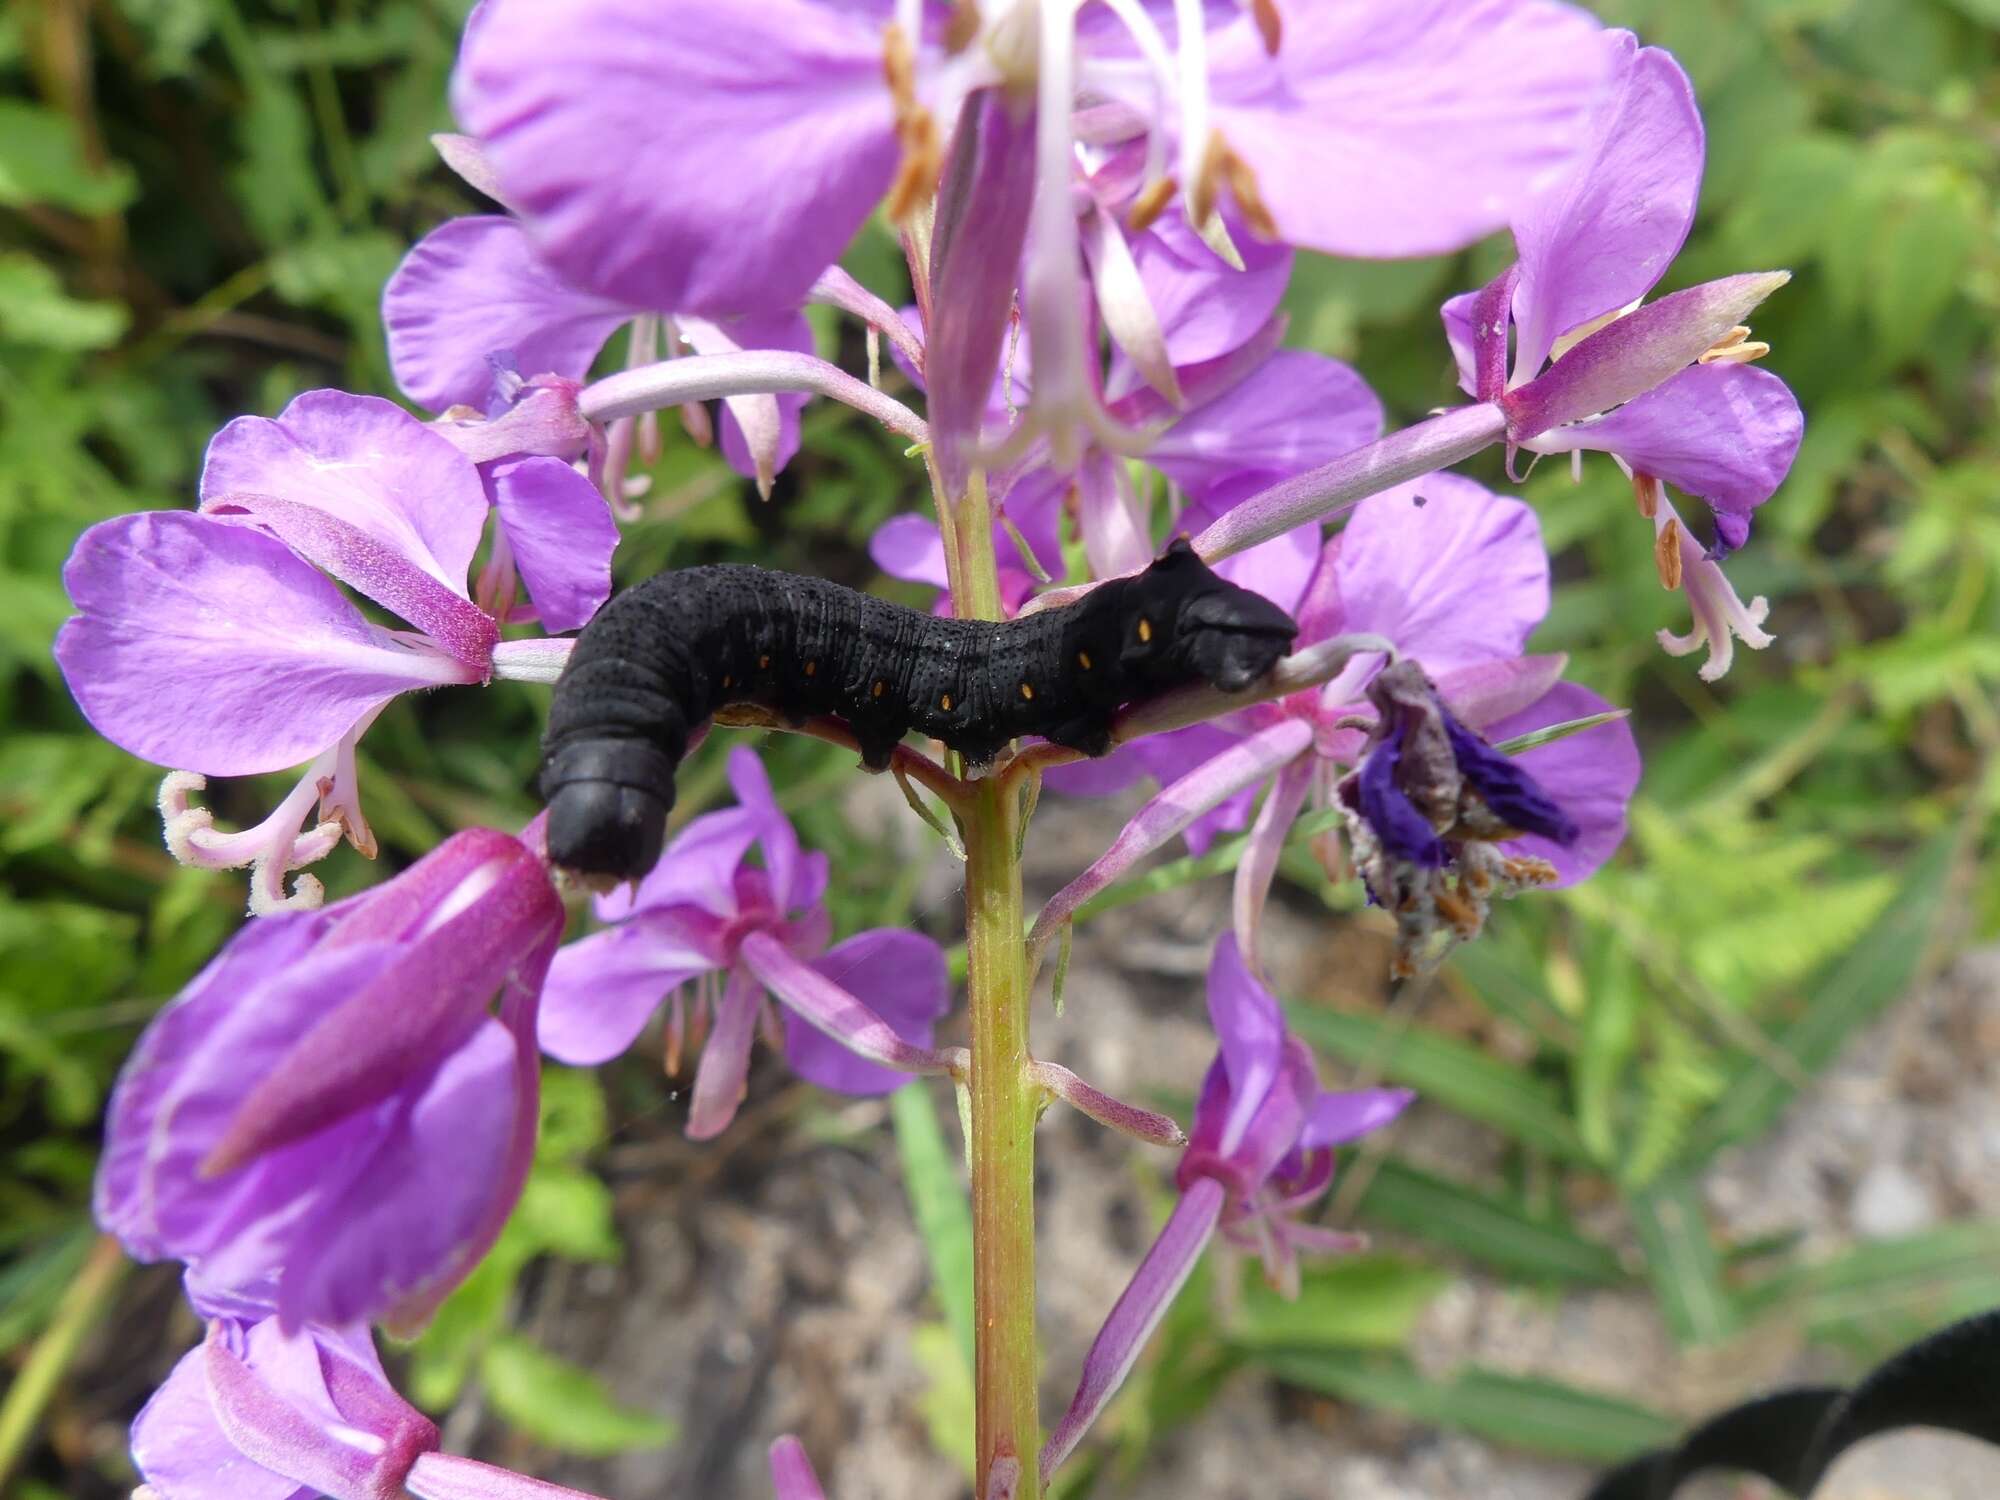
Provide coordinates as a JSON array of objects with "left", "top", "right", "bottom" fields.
[{"left": 539, "top": 539, "right": 1297, "bottom": 880}]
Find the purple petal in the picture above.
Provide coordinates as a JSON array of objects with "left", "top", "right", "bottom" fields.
[
  {"left": 132, "top": 1342, "right": 310, "bottom": 1500},
  {"left": 383, "top": 215, "right": 633, "bottom": 413},
  {"left": 1440, "top": 266, "right": 1518, "bottom": 401},
  {"left": 600, "top": 805, "right": 763, "bottom": 923},
  {"left": 1204, "top": 932, "right": 1284, "bottom": 1157},
  {"left": 870, "top": 514, "right": 950, "bottom": 592},
  {"left": 1129, "top": 208, "right": 1292, "bottom": 373},
  {"left": 1442, "top": 712, "right": 1579, "bottom": 847},
  {"left": 1524, "top": 362, "right": 1803, "bottom": 516},
  {"left": 1356, "top": 722, "right": 1448, "bottom": 868},
  {"left": 1040, "top": 1177, "right": 1225, "bottom": 1485},
  {"left": 486, "top": 456, "right": 618, "bottom": 632},
  {"left": 726, "top": 746, "right": 812, "bottom": 914},
  {"left": 1146, "top": 351, "right": 1383, "bottom": 503},
  {"left": 1334, "top": 474, "right": 1549, "bottom": 672},
  {"left": 927, "top": 87, "right": 1038, "bottom": 495},
  {"left": 1130, "top": 726, "right": 1270, "bottom": 857},
  {"left": 769, "top": 1437, "right": 829, "bottom": 1500},
  {"left": 202, "top": 390, "right": 490, "bottom": 598},
  {"left": 687, "top": 968, "right": 763, "bottom": 1141},
  {"left": 276, "top": 1019, "right": 526, "bottom": 1330},
  {"left": 204, "top": 1322, "right": 436, "bottom": 1497},
  {"left": 1502, "top": 272, "right": 1792, "bottom": 440},
  {"left": 1483, "top": 683, "right": 1640, "bottom": 885},
  {"left": 1510, "top": 37, "right": 1703, "bottom": 379},
  {"left": 1431, "top": 654, "right": 1570, "bottom": 731},
  {"left": 56, "top": 512, "right": 475, "bottom": 776},
  {"left": 742, "top": 930, "right": 955, "bottom": 1085},
  {"left": 538, "top": 923, "right": 714, "bottom": 1066},
  {"left": 785, "top": 929, "right": 950, "bottom": 1095},
  {"left": 1300, "top": 1088, "right": 1415, "bottom": 1150},
  {"left": 1207, "top": 0, "right": 1613, "bottom": 257},
  {"left": 455, "top": 0, "right": 898, "bottom": 316}
]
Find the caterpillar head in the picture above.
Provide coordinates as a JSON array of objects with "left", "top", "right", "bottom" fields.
[
  {"left": 1130, "top": 538, "right": 1297, "bottom": 693},
  {"left": 539, "top": 739, "right": 673, "bottom": 886}
]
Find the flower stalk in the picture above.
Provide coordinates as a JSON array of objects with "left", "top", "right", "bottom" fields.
[{"left": 957, "top": 463, "right": 1042, "bottom": 1498}]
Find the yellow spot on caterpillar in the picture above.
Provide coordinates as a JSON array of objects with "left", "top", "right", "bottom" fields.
[
  {"left": 1137, "top": 617, "right": 1153, "bottom": 643},
  {"left": 873, "top": 680, "right": 886, "bottom": 699},
  {"left": 804, "top": 661, "right": 816, "bottom": 677},
  {"left": 940, "top": 693, "right": 953, "bottom": 711},
  {"left": 759, "top": 654, "right": 771, "bottom": 669},
  {"left": 1019, "top": 682, "right": 1034, "bottom": 701},
  {"left": 1077, "top": 650, "right": 1092, "bottom": 670},
  {"left": 721, "top": 675, "right": 732, "bottom": 690}
]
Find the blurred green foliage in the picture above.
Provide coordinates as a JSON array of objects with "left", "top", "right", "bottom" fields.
[{"left": 1, "top": 0, "right": 1997, "bottom": 1490}]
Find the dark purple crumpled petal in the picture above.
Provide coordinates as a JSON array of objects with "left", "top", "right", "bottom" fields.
[
  {"left": 1355, "top": 722, "right": 1448, "bottom": 867},
  {"left": 1441, "top": 712, "right": 1580, "bottom": 846}
]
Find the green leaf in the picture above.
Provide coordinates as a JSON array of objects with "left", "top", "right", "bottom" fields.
[
  {"left": 1287, "top": 1005, "right": 1590, "bottom": 1162},
  {"left": 910, "top": 1321, "right": 976, "bottom": 1478},
  {"left": 1740, "top": 1223, "right": 2000, "bottom": 1358},
  {"left": 1493, "top": 709, "right": 1631, "bottom": 756},
  {"left": 1626, "top": 1174, "right": 1739, "bottom": 1346},
  {"left": 1682, "top": 827, "right": 1961, "bottom": 1163},
  {"left": 1351, "top": 1161, "right": 1627, "bottom": 1286},
  {"left": 892, "top": 1083, "right": 975, "bottom": 1368},
  {"left": 480, "top": 1334, "right": 676, "bottom": 1456},
  {"left": 0, "top": 257, "right": 129, "bottom": 351},
  {"left": 0, "top": 102, "right": 136, "bottom": 213},
  {"left": 1254, "top": 1348, "right": 1676, "bottom": 1462},
  {"left": 1229, "top": 1255, "right": 1448, "bottom": 1351},
  {"left": 511, "top": 1168, "right": 620, "bottom": 1264}
]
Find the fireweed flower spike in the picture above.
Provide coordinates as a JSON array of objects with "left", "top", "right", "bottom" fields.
[
  {"left": 94, "top": 828, "right": 564, "bottom": 1332},
  {"left": 1041, "top": 935, "right": 1411, "bottom": 1483},
  {"left": 53, "top": 389, "right": 610, "bottom": 911},
  {"left": 538, "top": 747, "right": 957, "bottom": 1139},
  {"left": 1440, "top": 32, "right": 1804, "bottom": 673},
  {"left": 769, "top": 1437, "right": 828, "bottom": 1500},
  {"left": 133, "top": 1297, "right": 616, "bottom": 1500},
  {"left": 454, "top": 0, "right": 1612, "bottom": 473},
  {"left": 1033, "top": 477, "right": 1641, "bottom": 967}
]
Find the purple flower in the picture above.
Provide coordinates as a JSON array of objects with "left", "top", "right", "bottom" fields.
[
  {"left": 1438, "top": 32, "right": 1802, "bottom": 669},
  {"left": 133, "top": 1296, "right": 613, "bottom": 1500},
  {"left": 95, "top": 828, "right": 563, "bottom": 1332},
  {"left": 1041, "top": 934, "right": 1409, "bottom": 1482},
  {"left": 383, "top": 211, "right": 815, "bottom": 500},
  {"left": 539, "top": 747, "right": 955, "bottom": 1139},
  {"left": 453, "top": 0, "right": 1609, "bottom": 469},
  {"left": 768, "top": 1436, "right": 827, "bottom": 1500},
  {"left": 54, "top": 390, "right": 608, "bottom": 910},
  {"left": 1030, "top": 476, "right": 1642, "bottom": 968}
]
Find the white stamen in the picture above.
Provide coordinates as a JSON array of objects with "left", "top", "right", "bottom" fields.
[
  {"left": 1171, "top": 0, "right": 1213, "bottom": 220},
  {"left": 1092, "top": 0, "right": 1179, "bottom": 195}
]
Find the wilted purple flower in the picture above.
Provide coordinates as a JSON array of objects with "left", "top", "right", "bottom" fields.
[
  {"left": 540, "top": 747, "right": 955, "bottom": 1139},
  {"left": 54, "top": 390, "right": 606, "bottom": 909},
  {"left": 453, "top": 0, "right": 1610, "bottom": 468},
  {"left": 1033, "top": 477, "right": 1641, "bottom": 966},
  {"left": 1041, "top": 934, "right": 1409, "bottom": 1482},
  {"left": 1340, "top": 659, "right": 1581, "bottom": 976},
  {"left": 384, "top": 210, "right": 815, "bottom": 501},
  {"left": 1439, "top": 32, "right": 1802, "bottom": 670},
  {"left": 95, "top": 828, "right": 563, "bottom": 1332},
  {"left": 134, "top": 1295, "right": 613, "bottom": 1500}
]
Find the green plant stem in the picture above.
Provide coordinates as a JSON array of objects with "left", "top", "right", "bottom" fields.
[
  {"left": 0, "top": 1234, "right": 127, "bottom": 1491},
  {"left": 956, "top": 469, "right": 1041, "bottom": 1496}
]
